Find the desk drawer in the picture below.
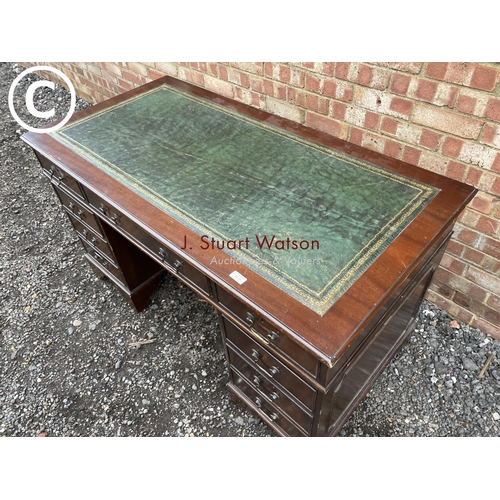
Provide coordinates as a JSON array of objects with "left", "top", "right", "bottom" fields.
[
  {"left": 222, "top": 315, "right": 317, "bottom": 411},
  {"left": 53, "top": 185, "right": 105, "bottom": 239},
  {"left": 216, "top": 284, "right": 318, "bottom": 377},
  {"left": 83, "top": 188, "right": 211, "bottom": 296},
  {"left": 227, "top": 345, "right": 313, "bottom": 434},
  {"left": 76, "top": 229, "right": 116, "bottom": 265},
  {"left": 80, "top": 239, "right": 125, "bottom": 283},
  {"left": 38, "top": 155, "right": 86, "bottom": 201},
  {"left": 229, "top": 369, "right": 306, "bottom": 437}
]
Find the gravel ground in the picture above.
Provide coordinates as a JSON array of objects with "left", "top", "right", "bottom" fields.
[{"left": 1, "top": 62, "right": 499, "bottom": 437}]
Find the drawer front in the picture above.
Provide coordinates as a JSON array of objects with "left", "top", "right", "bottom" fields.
[
  {"left": 39, "top": 156, "right": 86, "bottom": 201},
  {"left": 227, "top": 345, "right": 313, "bottom": 434},
  {"left": 83, "top": 188, "right": 211, "bottom": 296},
  {"left": 53, "top": 185, "right": 105, "bottom": 239},
  {"left": 216, "top": 284, "right": 318, "bottom": 377},
  {"left": 80, "top": 239, "right": 125, "bottom": 284},
  {"left": 229, "top": 369, "right": 306, "bottom": 437},
  {"left": 223, "top": 316, "right": 316, "bottom": 410},
  {"left": 77, "top": 230, "right": 116, "bottom": 265}
]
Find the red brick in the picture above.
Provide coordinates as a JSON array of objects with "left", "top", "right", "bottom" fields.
[
  {"left": 208, "top": 63, "right": 218, "bottom": 76},
  {"left": 332, "top": 101, "right": 347, "bottom": 120},
  {"left": 416, "top": 79, "right": 438, "bottom": 102},
  {"left": 364, "top": 111, "right": 379, "bottom": 131},
  {"left": 402, "top": 146, "right": 421, "bottom": 166},
  {"left": 264, "top": 62, "right": 273, "bottom": 77},
  {"left": 441, "top": 253, "right": 467, "bottom": 275},
  {"left": 476, "top": 215, "right": 500, "bottom": 236},
  {"left": 485, "top": 98, "right": 500, "bottom": 123},
  {"left": 383, "top": 139, "right": 402, "bottom": 159},
  {"left": 493, "top": 176, "right": 500, "bottom": 196},
  {"left": 240, "top": 72, "right": 250, "bottom": 88},
  {"left": 287, "top": 88, "right": 306, "bottom": 108},
  {"left": 426, "top": 62, "right": 448, "bottom": 80},
  {"left": 430, "top": 279, "right": 455, "bottom": 299},
  {"left": 302, "top": 62, "right": 315, "bottom": 70},
  {"left": 250, "top": 77, "right": 264, "bottom": 93},
  {"left": 487, "top": 294, "right": 500, "bottom": 313},
  {"left": 350, "top": 127, "right": 364, "bottom": 145},
  {"left": 469, "top": 284, "right": 489, "bottom": 302},
  {"left": 482, "top": 255, "right": 500, "bottom": 274},
  {"left": 321, "top": 63, "right": 334, "bottom": 76},
  {"left": 463, "top": 247, "right": 485, "bottom": 265},
  {"left": 442, "top": 137, "right": 463, "bottom": 157},
  {"left": 381, "top": 117, "right": 398, "bottom": 135},
  {"left": 456, "top": 94, "right": 477, "bottom": 114},
  {"left": 470, "top": 192, "right": 497, "bottom": 215},
  {"left": 413, "top": 104, "right": 483, "bottom": 139},
  {"left": 279, "top": 65, "right": 291, "bottom": 83},
  {"left": 465, "top": 166, "right": 483, "bottom": 187},
  {"left": 305, "top": 112, "right": 348, "bottom": 140},
  {"left": 419, "top": 129, "right": 441, "bottom": 150},
  {"left": 470, "top": 65, "right": 498, "bottom": 92},
  {"left": 446, "top": 240, "right": 465, "bottom": 257},
  {"left": 390, "top": 74, "right": 411, "bottom": 95},
  {"left": 454, "top": 225, "right": 481, "bottom": 246},
  {"left": 335, "top": 63, "right": 350, "bottom": 80},
  {"left": 357, "top": 65, "right": 373, "bottom": 87},
  {"left": 275, "top": 83, "right": 286, "bottom": 100},
  {"left": 481, "top": 124, "right": 500, "bottom": 149},
  {"left": 480, "top": 236, "right": 500, "bottom": 260},
  {"left": 218, "top": 65, "right": 228, "bottom": 81},
  {"left": 263, "top": 79, "right": 274, "bottom": 96},
  {"left": 147, "top": 67, "right": 164, "bottom": 80},
  {"left": 116, "top": 77, "right": 135, "bottom": 92},
  {"left": 121, "top": 69, "right": 146, "bottom": 86},
  {"left": 446, "top": 161, "right": 467, "bottom": 181},
  {"left": 305, "top": 94, "right": 327, "bottom": 114},
  {"left": 305, "top": 74, "right": 321, "bottom": 93},
  {"left": 389, "top": 97, "right": 412, "bottom": 118},
  {"left": 458, "top": 207, "right": 480, "bottom": 228},
  {"left": 484, "top": 305, "right": 500, "bottom": 325}
]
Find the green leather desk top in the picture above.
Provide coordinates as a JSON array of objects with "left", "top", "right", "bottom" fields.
[{"left": 51, "top": 84, "right": 438, "bottom": 315}]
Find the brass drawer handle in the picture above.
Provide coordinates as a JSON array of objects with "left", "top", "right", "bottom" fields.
[
  {"left": 255, "top": 397, "right": 262, "bottom": 408},
  {"left": 268, "top": 366, "right": 280, "bottom": 378},
  {"left": 173, "top": 259, "right": 182, "bottom": 273},
  {"left": 98, "top": 203, "right": 107, "bottom": 216},
  {"left": 111, "top": 213, "right": 120, "bottom": 225},
  {"left": 246, "top": 312, "right": 255, "bottom": 325},
  {"left": 253, "top": 375, "right": 261, "bottom": 386},
  {"left": 68, "top": 202, "right": 75, "bottom": 212}
]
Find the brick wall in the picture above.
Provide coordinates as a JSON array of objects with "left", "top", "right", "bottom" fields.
[{"left": 20, "top": 62, "right": 500, "bottom": 339}]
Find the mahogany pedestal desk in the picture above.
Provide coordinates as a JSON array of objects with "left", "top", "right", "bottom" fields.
[{"left": 22, "top": 75, "right": 476, "bottom": 437}]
